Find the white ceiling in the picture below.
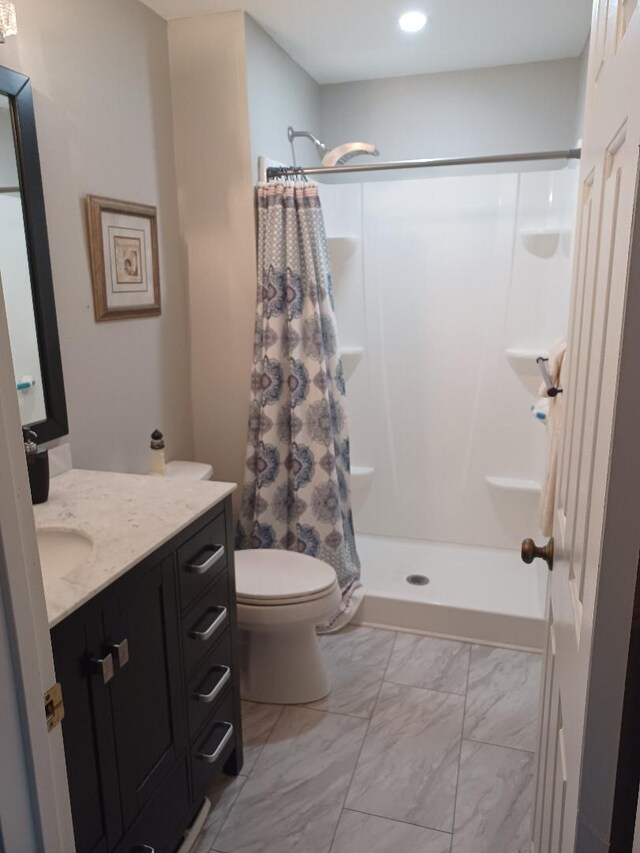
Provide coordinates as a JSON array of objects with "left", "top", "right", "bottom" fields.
[{"left": 139, "top": 0, "right": 592, "bottom": 84}]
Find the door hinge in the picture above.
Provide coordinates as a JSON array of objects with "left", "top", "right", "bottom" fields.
[{"left": 44, "top": 683, "right": 64, "bottom": 732}]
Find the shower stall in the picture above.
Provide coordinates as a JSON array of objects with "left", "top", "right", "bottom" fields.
[{"left": 319, "top": 166, "right": 578, "bottom": 649}]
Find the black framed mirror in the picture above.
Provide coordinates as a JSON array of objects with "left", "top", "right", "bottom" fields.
[{"left": 0, "top": 64, "right": 67, "bottom": 443}]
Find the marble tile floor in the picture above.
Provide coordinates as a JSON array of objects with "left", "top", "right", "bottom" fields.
[{"left": 194, "top": 626, "right": 542, "bottom": 853}]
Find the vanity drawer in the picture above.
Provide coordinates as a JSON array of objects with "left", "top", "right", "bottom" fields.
[
  {"left": 187, "top": 630, "right": 233, "bottom": 740},
  {"left": 190, "top": 692, "right": 236, "bottom": 801},
  {"left": 178, "top": 511, "right": 228, "bottom": 612},
  {"left": 182, "top": 574, "right": 230, "bottom": 675},
  {"left": 114, "top": 754, "right": 189, "bottom": 853}
]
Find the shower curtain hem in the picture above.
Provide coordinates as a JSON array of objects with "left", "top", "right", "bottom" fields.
[{"left": 316, "top": 579, "right": 364, "bottom": 634}]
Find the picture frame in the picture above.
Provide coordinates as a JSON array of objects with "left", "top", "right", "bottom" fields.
[{"left": 86, "top": 195, "right": 161, "bottom": 321}]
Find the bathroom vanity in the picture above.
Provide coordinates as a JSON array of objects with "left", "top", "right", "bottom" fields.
[{"left": 39, "top": 470, "right": 242, "bottom": 853}]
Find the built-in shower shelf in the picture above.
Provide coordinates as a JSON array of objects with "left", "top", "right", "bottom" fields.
[
  {"left": 485, "top": 475, "right": 542, "bottom": 495},
  {"left": 519, "top": 228, "right": 569, "bottom": 259},
  {"left": 351, "top": 465, "right": 375, "bottom": 491},
  {"left": 340, "top": 345, "right": 364, "bottom": 359},
  {"left": 340, "top": 346, "right": 364, "bottom": 376},
  {"left": 506, "top": 348, "right": 549, "bottom": 375},
  {"left": 327, "top": 236, "right": 359, "bottom": 265}
]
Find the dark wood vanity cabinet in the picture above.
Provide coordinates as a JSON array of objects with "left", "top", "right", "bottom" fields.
[{"left": 51, "top": 497, "right": 243, "bottom": 853}]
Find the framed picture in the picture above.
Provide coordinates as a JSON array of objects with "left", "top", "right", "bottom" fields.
[{"left": 86, "top": 195, "right": 161, "bottom": 321}]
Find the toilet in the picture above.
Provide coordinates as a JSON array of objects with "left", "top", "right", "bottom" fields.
[{"left": 235, "top": 549, "right": 340, "bottom": 705}]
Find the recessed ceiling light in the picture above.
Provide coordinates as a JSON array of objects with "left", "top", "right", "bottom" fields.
[{"left": 399, "top": 11, "right": 427, "bottom": 33}]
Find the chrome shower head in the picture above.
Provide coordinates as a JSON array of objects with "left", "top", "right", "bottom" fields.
[
  {"left": 322, "top": 142, "right": 380, "bottom": 168},
  {"left": 287, "top": 127, "right": 379, "bottom": 169}
]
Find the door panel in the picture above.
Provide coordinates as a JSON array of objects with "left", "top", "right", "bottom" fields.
[
  {"left": 549, "top": 707, "right": 568, "bottom": 853},
  {"left": 107, "top": 556, "right": 186, "bottom": 830},
  {"left": 567, "top": 131, "right": 624, "bottom": 613},
  {"left": 592, "top": 0, "right": 611, "bottom": 81},
  {"left": 52, "top": 613, "right": 116, "bottom": 853},
  {"left": 533, "top": 613, "right": 556, "bottom": 848},
  {"left": 558, "top": 170, "right": 595, "bottom": 522},
  {"left": 618, "top": 0, "right": 639, "bottom": 44},
  {"left": 572, "top": 128, "right": 628, "bottom": 611}
]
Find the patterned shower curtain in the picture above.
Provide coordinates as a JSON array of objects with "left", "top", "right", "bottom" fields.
[{"left": 237, "top": 180, "right": 361, "bottom": 628}]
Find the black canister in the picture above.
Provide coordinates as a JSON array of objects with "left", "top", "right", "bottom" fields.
[{"left": 23, "top": 429, "right": 50, "bottom": 504}]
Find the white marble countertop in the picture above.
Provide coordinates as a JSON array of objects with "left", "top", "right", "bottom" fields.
[{"left": 35, "top": 469, "right": 236, "bottom": 628}]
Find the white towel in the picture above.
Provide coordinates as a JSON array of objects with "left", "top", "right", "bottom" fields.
[
  {"left": 531, "top": 397, "right": 550, "bottom": 424},
  {"left": 539, "top": 341, "right": 567, "bottom": 536}
]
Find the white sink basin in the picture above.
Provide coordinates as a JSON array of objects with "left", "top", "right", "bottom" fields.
[{"left": 36, "top": 528, "right": 94, "bottom": 579}]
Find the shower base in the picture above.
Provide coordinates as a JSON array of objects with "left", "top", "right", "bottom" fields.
[{"left": 354, "top": 534, "right": 547, "bottom": 650}]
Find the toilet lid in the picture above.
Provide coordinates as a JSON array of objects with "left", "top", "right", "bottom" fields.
[
  {"left": 164, "top": 460, "right": 213, "bottom": 481},
  {"left": 235, "top": 549, "right": 338, "bottom": 605}
]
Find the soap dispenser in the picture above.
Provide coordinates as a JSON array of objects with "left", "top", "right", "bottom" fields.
[
  {"left": 149, "top": 429, "right": 166, "bottom": 476},
  {"left": 23, "top": 428, "right": 50, "bottom": 504}
]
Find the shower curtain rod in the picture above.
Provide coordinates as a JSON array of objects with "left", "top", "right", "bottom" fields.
[{"left": 266, "top": 147, "right": 582, "bottom": 179}]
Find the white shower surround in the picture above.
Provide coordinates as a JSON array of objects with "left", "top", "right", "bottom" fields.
[{"left": 320, "top": 166, "right": 578, "bottom": 647}]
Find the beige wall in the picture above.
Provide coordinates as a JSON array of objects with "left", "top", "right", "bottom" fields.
[
  {"left": 169, "top": 12, "right": 326, "bottom": 511},
  {"left": 2, "top": 0, "right": 193, "bottom": 472},
  {"left": 168, "top": 11, "right": 256, "bottom": 506}
]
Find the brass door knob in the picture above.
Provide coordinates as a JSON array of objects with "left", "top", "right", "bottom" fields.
[{"left": 521, "top": 537, "right": 554, "bottom": 571}]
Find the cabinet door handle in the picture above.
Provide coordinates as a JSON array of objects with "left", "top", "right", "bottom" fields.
[
  {"left": 89, "top": 653, "right": 114, "bottom": 684},
  {"left": 185, "top": 544, "right": 225, "bottom": 575},
  {"left": 110, "top": 639, "right": 130, "bottom": 669},
  {"left": 194, "top": 665, "right": 231, "bottom": 704},
  {"left": 197, "top": 721, "right": 234, "bottom": 763},
  {"left": 189, "top": 606, "right": 227, "bottom": 642},
  {"left": 130, "top": 846, "right": 155, "bottom": 852}
]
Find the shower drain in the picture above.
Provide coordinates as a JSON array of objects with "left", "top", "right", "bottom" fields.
[{"left": 406, "top": 574, "right": 430, "bottom": 586}]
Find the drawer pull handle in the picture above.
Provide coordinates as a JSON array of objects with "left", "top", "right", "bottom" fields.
[
  {"left": 197, "top": 721, "right": 234, "bottom": 764},
  {"left": 189, "top": 606, "right": 228, "bottom": 642},
  {"left": 130, "top": 847, "right": 155, "bottom": 852},
  {"left": 194, "top": 665, "right": 231, "bottom": 704},
  {"left": 90, "top": 653, "right": 114, "bottom": 685},
  {"left": 185, "top": 544, "right": 225, "bottom": 575}
]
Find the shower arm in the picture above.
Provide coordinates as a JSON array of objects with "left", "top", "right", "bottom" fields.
[{"left": 288, "top": 126, "right": 327, "bottom": 162}]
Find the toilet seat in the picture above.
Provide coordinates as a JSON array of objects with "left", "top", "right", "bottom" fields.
[
  {"left": 235, "top": 549, "right": 338, "bottom": 606},
  {"left": 237, "top": 587, "right": 336, "bottom": 606}
]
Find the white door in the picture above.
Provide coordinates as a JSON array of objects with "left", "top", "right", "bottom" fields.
[{"left": 532, "top": 0, "right": 640, "bottom": 850}]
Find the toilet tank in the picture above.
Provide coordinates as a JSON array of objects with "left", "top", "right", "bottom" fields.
[{"left": 164, "top": 460, "right": 213, "bottom": 481}]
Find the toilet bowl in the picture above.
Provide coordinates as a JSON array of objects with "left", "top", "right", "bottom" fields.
[{"left": 235, "top": 549, "right": 340, "bottom": 704}]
